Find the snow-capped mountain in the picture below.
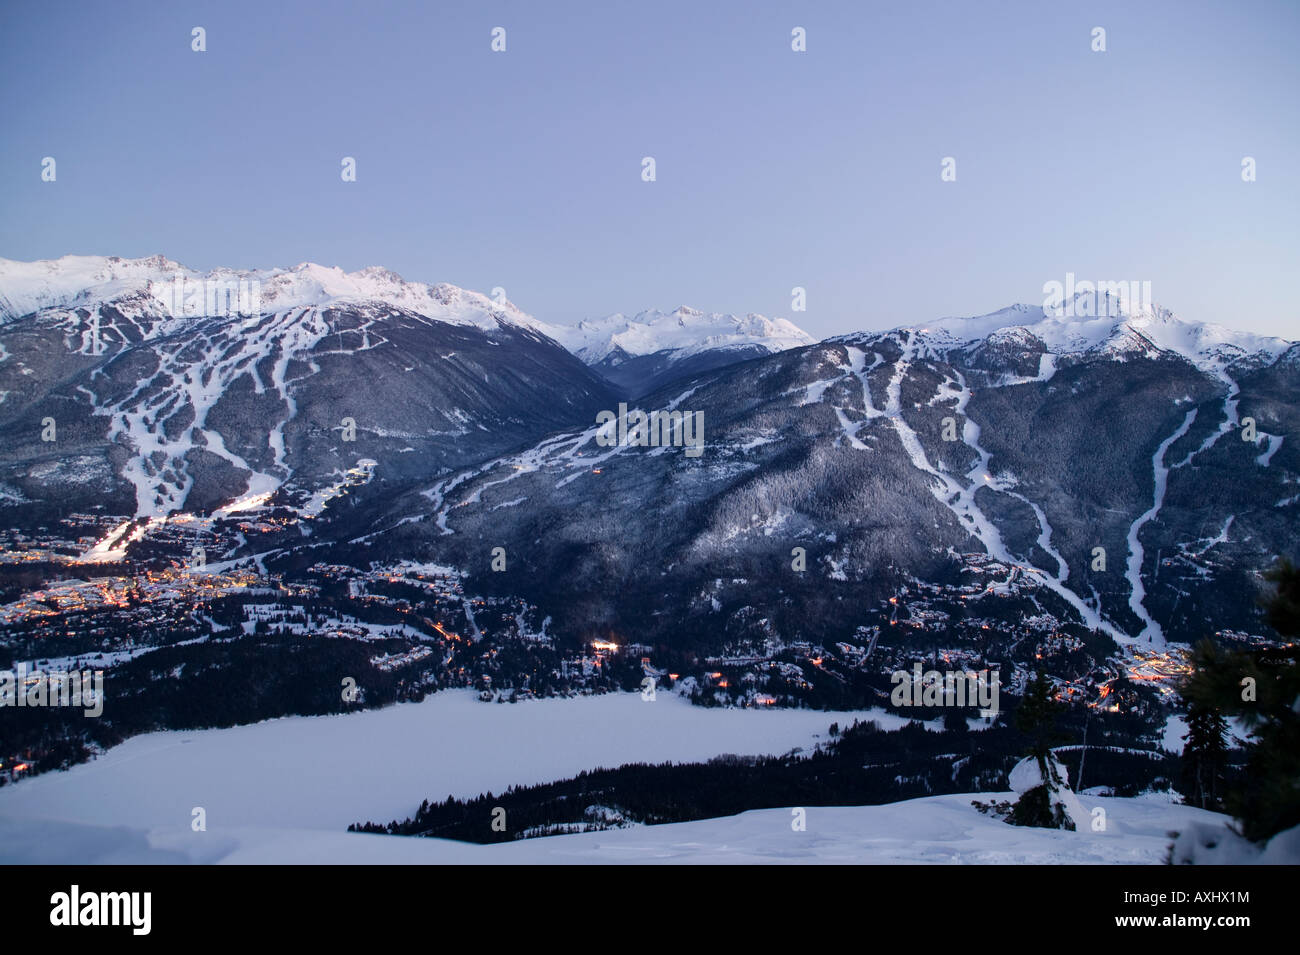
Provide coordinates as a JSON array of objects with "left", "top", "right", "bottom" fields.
[
  {"left": 524, "top": 306, "right": 816, "bottom": 397},
  {"left": 0, "top": 256, "right": 614, "bottom": 520},
  {"left": 0, "top": 255, "right": 533, "bottom": 330},
  {"left": 529, "top": 306, "right": 814, "bottom": 363},
  {"left": 2, "top": 255, "right": 1296, "bottom": 653},
  {"left": 0, "top": 256, "right": 818, "bottom": 523},
  {"left": 362, "top": 300, "right": 1298, "bottom": 650},
  {"left": 905, "top": 293, "right": 1294, "bottom": 373},
  {"left": 0, "top": 257, "right": 815, "bottom": 396}
]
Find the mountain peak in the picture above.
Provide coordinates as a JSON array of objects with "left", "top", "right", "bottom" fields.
[
  {"left": 522, "top": 306, "right": 815, "bottom": 365},
  {"left": 0, "top": 255, "right": 520, "bottom": 331},
  {"left": 897, "top": 298, "right": 1293, "bottom": 371}
]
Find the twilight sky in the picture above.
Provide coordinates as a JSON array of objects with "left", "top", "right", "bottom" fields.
[{"left": 1, "top": 0, "right": 1296, "bottom": 340}]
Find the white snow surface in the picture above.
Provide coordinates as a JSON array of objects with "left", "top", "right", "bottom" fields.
[
  {"left": 0, "top": 685, "right": 1270, "bottom": 865},
  {"left": 1, "top": 685, "right": 1266, "bottom": 865},
  {"left": 1, "top": 258, "right": 815, "bottom": 372},
  {"left": 1170, "top": 819, "right": 1300, "bottom": 865},
  {"left": 0, "top": 254, "right": 523, "bottom": 330},
  {"left": 0, "top": 690, "right": 876, "bottom": 833},
  {"left": 523, "top": 305, "right": 815, "bottom": 364},
  {"left": 7, "top": 258, "right": 1288, "bottom": 375},
  {"left": 900, "top": 296, "right": 1293, "bottom": 371},
  {"left": 0, "top": 791, "right": 1237, "bottom": 865}
]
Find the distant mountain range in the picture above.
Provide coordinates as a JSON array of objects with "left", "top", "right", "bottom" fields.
[{"left": 523, "top": 305, "right": 815, "bottom": 397}]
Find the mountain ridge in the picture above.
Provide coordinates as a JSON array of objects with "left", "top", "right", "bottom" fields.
[
  {"left": 2, "top": 256, "right": 1295, "bottom": 656},
  {"left": 4, "top": 255, "right": 1291, "bottom": 377}
]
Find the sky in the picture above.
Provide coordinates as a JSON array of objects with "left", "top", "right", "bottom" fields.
[{"left": 1, "top": 0, "right": 1297, "bottom": 341}]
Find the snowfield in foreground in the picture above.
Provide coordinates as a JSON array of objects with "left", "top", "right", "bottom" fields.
[
  {"left": 3, "top": 688, "right": 1286, "bottom": 865},
  {"left": 1, "top": 793, "right": 1235, "bottom": 865}
]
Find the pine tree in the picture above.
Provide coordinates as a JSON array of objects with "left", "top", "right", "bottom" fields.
[
  {"left": 1180, "top": 558, "right": 1300, "bottom": 842},
  {"left": 1008, "top": 670, "right": 1074, "bottom": 829},
  {"left": 1260, "top": 556, "right": 1299, "bottom": 627},
  {"left": 1180, "top": 695, "right": 1228, "bottom": 810},
  {"left": 1015, "top": 669, "right": 1066, "bottom": 760}
]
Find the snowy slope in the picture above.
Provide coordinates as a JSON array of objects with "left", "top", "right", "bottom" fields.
[
  {"left": 0, "top": 258, "right": 816, "bottom": 362},
  {"left": 396, "top": 298, "right": 1299, "bottom": 649},
  {"left": 0, "top": 256, "right": 616, "bottom": 521},
  {"left": 0, "top": 685, "right": 1246, "bottom": 865},
  {"left": 0, "top": 792, "right": 1246, "bottom": 865}
]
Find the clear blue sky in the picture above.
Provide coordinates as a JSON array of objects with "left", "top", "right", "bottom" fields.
[{"left": 1, "top": 0, "right": 1296, "bottom": 340}]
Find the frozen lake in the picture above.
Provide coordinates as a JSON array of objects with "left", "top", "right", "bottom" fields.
[{"left": 0, "top": 689, "right": 880, "bottom": 835}]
